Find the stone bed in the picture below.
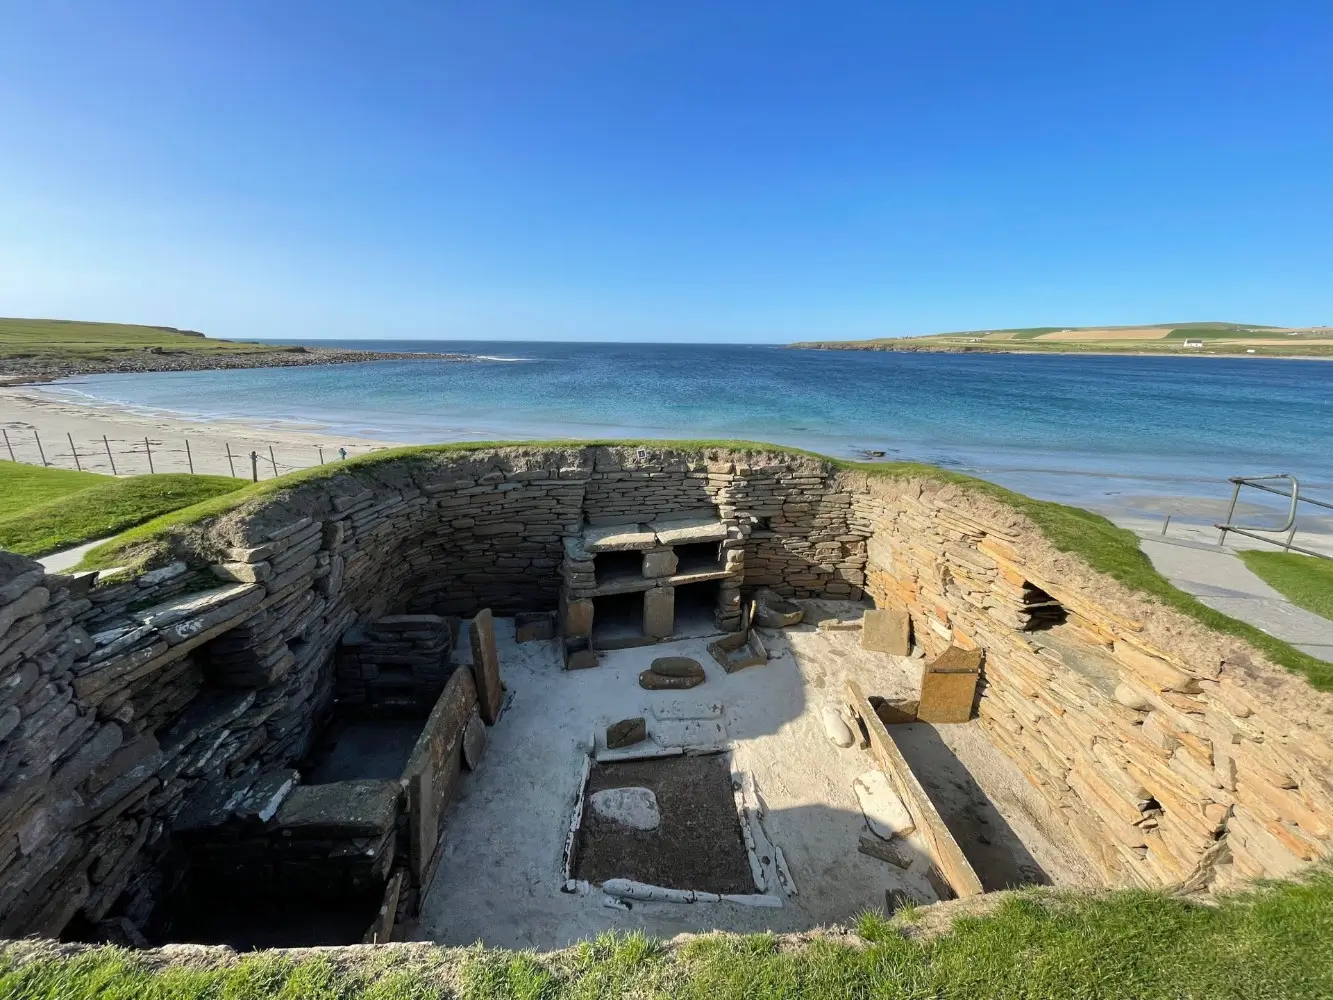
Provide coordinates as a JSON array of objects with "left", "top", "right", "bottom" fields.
[{"left": 0, "top": 444, "right": 1329, "bottom": 949}]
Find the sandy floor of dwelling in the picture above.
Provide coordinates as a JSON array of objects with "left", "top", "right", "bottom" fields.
[{"left": 416, "top": 607, "right": 1094, "bottom": 949}]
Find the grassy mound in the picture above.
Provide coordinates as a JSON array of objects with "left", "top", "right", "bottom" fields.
[
  {"left": 0, "top": 472, "right": 247, "bottom": 558},
  {"left": 0, "top": 461, "right": 105, "bottom": 519},
  {"left": 70, "top": 440, "right": 1333, "bottom": 691},
  {"left": 2, "top": 871, "right": 1331, "bottom": 998},
  {"left": 1239, "top": 550, "right": 1333, "bottom": 622}
]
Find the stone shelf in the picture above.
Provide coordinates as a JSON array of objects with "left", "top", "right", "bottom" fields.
[
  {"left": 581, "top": 518, "right": 728, "bottom": 553},
  {"left": 586, "top": 564, "right": 736, "bottom": 598}
]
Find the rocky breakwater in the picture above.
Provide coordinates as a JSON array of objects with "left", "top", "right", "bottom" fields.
[{"left": 1, "top": 345, "right": 472, "bottom": 385}]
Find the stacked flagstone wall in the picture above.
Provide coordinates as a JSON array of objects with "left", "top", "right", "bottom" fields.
[
  {"left": 0, "top": 445, "right": 1330, "bottom": 942},
  {"left": 852, "top": 473, "right": 1333, "bottom": 889}
]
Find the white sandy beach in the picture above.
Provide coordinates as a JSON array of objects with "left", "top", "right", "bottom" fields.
[{"left": 0, "top": 386, "right": 397, "bottom": 479}]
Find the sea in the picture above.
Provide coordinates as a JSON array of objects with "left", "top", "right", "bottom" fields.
[{"left": 40, "top": 341, "right": 1333, "bottom": 513}]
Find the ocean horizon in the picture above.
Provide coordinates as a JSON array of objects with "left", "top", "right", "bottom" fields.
[{"left": 38, "top": 341, "right": 1333, "bottom": 510}]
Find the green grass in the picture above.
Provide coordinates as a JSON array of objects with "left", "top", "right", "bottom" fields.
[
  {"left": 0, "top": 461, "right": 105, "bottom": 519},
  {"left": 1239, "top": 550, "right": 1333, "bottom": 622},
  {"left": 72, "top": 438, "right": 1333, "bottom": 691},
  {"left": 4, "top": 871, "right": 1332, "bottom": 998},
  {"left": 0, "top": 471, "right": 246, "bottom": 557},
  {"left": 0, "top": 317, "right": 299, "bottom": 366}
]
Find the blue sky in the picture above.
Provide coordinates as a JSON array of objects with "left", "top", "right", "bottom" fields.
[{"left": 2, "top": 2, "right": 1330, "bottom": 343}]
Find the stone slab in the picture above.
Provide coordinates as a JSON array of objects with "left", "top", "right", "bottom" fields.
[
  {"left": 917, "top": 661, "right": 980, "bottom": 724},
  {"left": 606, "top": 717, "right": 647, "bottom": 749},
  {"left": 854, "top": 769, "right": 916, "bottom": 839},
  {"left": 462, "top": 711, "right": 487, "bottom": 770},
  {"left": 590, "top": 787, "right": 660, "bottom": 831},
  {"left": 130, "top": 584, "right": 262, "bottom": 629},
  {"left": 273, "top": 779, "right": 399, "bottom": 839},
  {"left": 652, "top": 519, "right": 729, "bottom": 546},
  {"left": 643, "top": 587, "right": 674, "bottom": 639},
  {"left": 583, "top": 524, "right": 658, "bottom": 553},
  {"left": 861, "top": 607, "right": 911, "bottom": 655},
  {"left": 469, "top": 608, "right": 503, "bottom": 724}
]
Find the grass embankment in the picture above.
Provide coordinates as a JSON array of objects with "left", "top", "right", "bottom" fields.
[
  {"left": 0, "top": 462, "right": 246, "bottom": 557},
  {"left": 0, "top": 317, "right": 293, "bottom": 367},
  {"left": 0, "top": 461, "right": 104, "bottom": 519},
  {"left": 3, "top": 872, "right": 1332, "bottom": 999},
  {"left": 72, "top": 439, "right": 1333, "bottom": 691},
  {"left": 1240, "top": 550, "right": 1333, "bottom": 622}
]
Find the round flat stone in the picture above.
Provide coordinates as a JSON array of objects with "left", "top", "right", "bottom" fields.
[
  {"left": 462, "top": 713, "right": 487, "bottom": 770},
  {"left": 822, "top": 705, "right": 854, "bottom": 748},
  {"left": 591, "top": 787, "right": 661, "bottom": 831},
  {"left": 650, "top": 656, "right": 704, "bottom": 679}
]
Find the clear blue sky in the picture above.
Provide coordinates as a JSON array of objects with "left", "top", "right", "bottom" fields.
[{"left": 2, "top": 2, "right": 1330, "bottom": 343}]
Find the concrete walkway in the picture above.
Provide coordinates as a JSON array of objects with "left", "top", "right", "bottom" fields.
[
  {"left": 1138, "top": 536, "right": 1333, "bottom": 663},
  {"left": 37, "top": 538, "right": 108, "bottom": 573}
]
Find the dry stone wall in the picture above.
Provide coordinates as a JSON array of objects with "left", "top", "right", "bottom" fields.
[
  {"left": 854, "top": 474, "right": 1333, "bottom": 889},
  {"left": 1, "top": 444, "right": 1331, "bottom": 943}
]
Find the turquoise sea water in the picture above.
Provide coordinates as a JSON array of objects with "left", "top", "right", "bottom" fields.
[{"left": 44, "top": 342, "right": 1333, "bottom": 507}]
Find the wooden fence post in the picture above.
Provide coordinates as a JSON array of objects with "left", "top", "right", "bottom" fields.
[
  {"left": 144, "top": 437, "right": 155, "bottom": 474},
  {"left": 185, "top": 438, "right": 194, "bottom": 474},
  {"left": 269, "top": 445, "right": 278, "bottom": 477},
  {"left": 66, "top": 433, "right": 82, "bottom": 471},
  {"left": 34, "top": 431, "right": 47, "bottom": 467},
  {"left": 225, "top": 443, "right": 236, "bottom": 478},
  {"left": 103, "top": 435, "right": 118, "bottom": 476},
  {"left": 3, "top": 428, "right": 14, "bottom": 462},
  {"left": 250, "top": 451, "right": 259, "bottom": 482}
]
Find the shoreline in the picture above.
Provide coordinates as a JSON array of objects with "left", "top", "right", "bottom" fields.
[{"left": 0, "top": 345, "right": 472, "bottom": 387}]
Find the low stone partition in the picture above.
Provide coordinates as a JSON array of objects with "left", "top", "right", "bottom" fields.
[
  {"left": 846, "top": 680, "right": 983, "bottom": 899},
  {"left": 402, "top": 665, "right": 480, "bottom": 887},
  {"left": 1, "top": 444, "right": 1331, "bottom": 942}
]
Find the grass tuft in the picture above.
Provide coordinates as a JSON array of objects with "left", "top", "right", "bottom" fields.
[
  {"left": 1239, "top": 550, "right": 1333, "bottom": 622},
  {"left": 3, "top": 871, "right": 1333, "bottom": 997}
]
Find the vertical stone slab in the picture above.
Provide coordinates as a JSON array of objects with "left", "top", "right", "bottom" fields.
[
  {"left": 643, "top": 587, "right": 674, "bottom": 639},
  {"left": 917, "top": 645, "right": 982, "bottom": 723},
  {"left": 469, "top": 608, "right": 503, "bottom": 724},
  {"left": 561, "top": 595, "right": 593, "bottom": 638},
  {"left": 642, "top": 548, "right": 678, "bottom": 578},
  {"left": 861, "top": 607, "right": 911, "bottom": 655}
]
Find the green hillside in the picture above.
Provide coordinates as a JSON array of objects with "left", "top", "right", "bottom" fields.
[{"left": 0, "top": 317, "right": 298, "bottom": 367}]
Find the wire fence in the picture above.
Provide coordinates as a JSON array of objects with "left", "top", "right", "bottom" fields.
[{"left": 1, "top": 425, "right": 373, "bottom": 481}]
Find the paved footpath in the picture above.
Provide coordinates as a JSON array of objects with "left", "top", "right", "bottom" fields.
[{"left": 1139, "top": 536, "right": 1333, "bottom": 664}]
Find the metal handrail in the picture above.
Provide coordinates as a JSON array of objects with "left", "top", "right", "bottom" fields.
[{"left": 1215, "top": 474, "right": 1333, "bottom": 559}]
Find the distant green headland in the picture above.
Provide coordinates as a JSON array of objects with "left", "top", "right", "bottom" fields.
[
  {"left": 0, "top": 317, "right": 463, "bottom": 383},
  {"left": 790, "top": 322, "right": 1333, "bottom": 358}
]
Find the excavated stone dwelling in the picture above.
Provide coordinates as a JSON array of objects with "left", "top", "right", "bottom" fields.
[{"left": 0, "top": 444, "right": 1331, "bottom": 948}]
